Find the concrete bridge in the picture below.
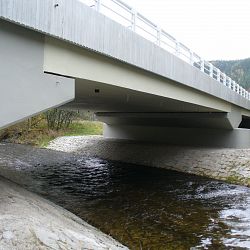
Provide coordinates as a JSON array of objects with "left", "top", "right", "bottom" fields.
[{"left": 1, "top": 0, "right": 250, "bottom": 148}]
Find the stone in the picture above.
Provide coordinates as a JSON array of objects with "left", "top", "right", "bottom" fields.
[{"left": 2, "top": 231, "right": 14, "bottom": 240}]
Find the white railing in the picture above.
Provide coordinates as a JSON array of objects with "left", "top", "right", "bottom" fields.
[{"left": 81, "top": 0, "right": 250, "bottom": 100}]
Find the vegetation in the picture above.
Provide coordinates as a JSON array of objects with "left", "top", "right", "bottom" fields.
[
  {"left": 211, "top": 58, "right": 250, "bottom": 90},
  {"left": 46, "top": 109, "right": 77, "bottom": 131},
  {"left": 0, "top": 110, "right": 103, "bottom": 147}
]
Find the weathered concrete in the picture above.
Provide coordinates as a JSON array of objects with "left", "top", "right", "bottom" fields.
[
  {"left": 47, "top": 136, "right": 250, "bottom": 186},
  {"left": 0, "top": 175, "right": 128, "bottom": 250}
]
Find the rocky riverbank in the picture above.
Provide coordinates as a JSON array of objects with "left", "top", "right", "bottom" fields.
[
  {"left": 0, "top": 175, "right": 128, "bottom": 250},
  {"left": 47, "top": 135, "right": 250, "bottom": 186}
]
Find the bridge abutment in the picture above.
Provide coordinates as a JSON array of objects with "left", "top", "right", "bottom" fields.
[{"left": 0, "top": 20, "right": 75, "bottom": 129}]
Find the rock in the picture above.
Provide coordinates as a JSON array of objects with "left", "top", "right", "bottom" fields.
[{"left": 2, "top": 231, "right": 14, "bottom": 240}]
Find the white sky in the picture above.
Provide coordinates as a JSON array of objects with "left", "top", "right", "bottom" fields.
[{"left": 122, "top": 0, "right": 250, "bottom": 61}]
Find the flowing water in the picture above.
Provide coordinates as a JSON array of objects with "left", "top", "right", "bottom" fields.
[{"left": 0, "top": 143, "right": 250, "bottom": 249}]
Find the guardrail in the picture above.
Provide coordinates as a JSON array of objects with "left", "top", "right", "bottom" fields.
[{"left": 81, "top": 0, "right": 250, "bottom": 100}]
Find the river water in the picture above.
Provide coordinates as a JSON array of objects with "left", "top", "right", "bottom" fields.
[{"left": 0, "top": 143, "right": 250, "bottom": 249}]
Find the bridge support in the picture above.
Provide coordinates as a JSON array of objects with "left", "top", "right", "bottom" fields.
[
  {"left": 98, "top": 112, "right": 250, "bottom": 149},
  {"left": 0, "top": 20, "right": 75, "bottom": 129},
  {"left": 103, "top": 124, "right": 250, "bottom": 149}
]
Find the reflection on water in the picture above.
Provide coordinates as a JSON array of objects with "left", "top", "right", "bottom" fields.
[{"left": 0, "top": 144, "right": 250, "bottom": 249}]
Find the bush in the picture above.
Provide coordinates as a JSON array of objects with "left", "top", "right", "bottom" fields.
[{"left": 46, "top": 109, "right": 78, "bottom": 131}]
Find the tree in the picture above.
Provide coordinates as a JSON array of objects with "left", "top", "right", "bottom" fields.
[{"left": 46, "top": 109, "right": 78, "bottom": 131}]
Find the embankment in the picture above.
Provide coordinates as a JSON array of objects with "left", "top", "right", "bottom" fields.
[{"left": 0, "top": 175, "right": 128, "bottom": 249}]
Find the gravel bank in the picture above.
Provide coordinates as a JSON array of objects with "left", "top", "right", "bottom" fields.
[
  {"left": 47, "top": 135, "right": 250, "bottom": 186},
  {"left": 0, "top": 175, "right": 128, "bottom": 250}
]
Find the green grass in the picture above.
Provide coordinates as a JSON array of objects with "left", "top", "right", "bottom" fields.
[
  {"left": 38, "top": 135, "right": 58, "bottom": 148},
  {"left": 64, "top": 121, "right": 103, "bottom": 136},
  {"left": 38, "top": 121, "right": 103, "bottom": 147}
]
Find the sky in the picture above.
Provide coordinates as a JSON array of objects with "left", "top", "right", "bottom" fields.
[{"left": 120, "top": 0, "right": 250, "bottom": 61}]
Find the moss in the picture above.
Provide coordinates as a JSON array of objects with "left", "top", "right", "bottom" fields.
[{"left": 225, "top": 175, "right": 242, "bottom": 185}]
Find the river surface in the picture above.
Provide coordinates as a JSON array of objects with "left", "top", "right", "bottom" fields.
[{"left": 0, "top": 143, "right": 250, "bottom": 249}]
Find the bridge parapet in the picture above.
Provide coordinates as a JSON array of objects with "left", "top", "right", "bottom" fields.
[
  {"left": 82, "top": 0, "right": 250, "bottom": 100},
  {"left": 1, "top": 0, "right": 249, "bottom": 109}
]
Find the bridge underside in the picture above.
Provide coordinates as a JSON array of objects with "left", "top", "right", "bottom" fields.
[
  {"left": 1, "top": 20, "right": 250, "bottom": 148},
  {"left": 63, "top": 79, "right": 250, "bottom": 148},
  {"left": 46, "top": 34, "right": 250, "bottom": 148}
]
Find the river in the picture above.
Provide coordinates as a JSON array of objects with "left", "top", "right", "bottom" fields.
[{"left": 0, "top": 143, "right": 250, "bottom": 249}]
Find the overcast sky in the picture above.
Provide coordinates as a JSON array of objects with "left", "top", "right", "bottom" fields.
[{"left": 121, "top": 0, "right": 250, "bottom": 61}]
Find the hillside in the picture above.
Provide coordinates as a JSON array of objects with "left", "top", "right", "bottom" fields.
[{"left": 211, "top": 58, "right": 250, "bottom": 91}]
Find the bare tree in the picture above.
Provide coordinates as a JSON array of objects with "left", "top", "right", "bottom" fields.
[{"left": 46, "top": 109, "right": 78, "bottom": 131}]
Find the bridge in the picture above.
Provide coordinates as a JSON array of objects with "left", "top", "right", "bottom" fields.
[{"left": 1, "top": 0, "right": 250, "bottom": 148}]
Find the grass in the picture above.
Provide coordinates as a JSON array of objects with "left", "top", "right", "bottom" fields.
[
  {"left": 64, "top": 121, "right": 103, "bottom": 137},
  {"left": 0, "top": 120, "right": 103, "bottom": 148}
]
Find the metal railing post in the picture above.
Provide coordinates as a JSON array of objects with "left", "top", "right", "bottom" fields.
[
  {"left": 237, "top": 84, "right": 240, "bottom": 94},
  {"left": 131, "top": 9, "right": 137, "bottom": 32},
  {"left": 223, "top": 74, "right": 227, "bottom": 86},
  {"left": 189, "top": 50, "right": 194, "bottom": 65},
  {"left": 228, "top": 78, "right": 232, "bottom": 89},
  {"left": 175, "top": 41, "right": 180, "bottom": 56},
  {"left": 217, "top": 69, "right": 220, "bottom": 82},
  {"left": 96, "top": 0, "right": 101, "bottom": 12},
  {"left": 209, "top": 63, "right": 213, "bottom": 78},
  {"left": 232, "top": 81, "right": 236, "bottom": 91},
  {"left": 157, "top": 26, "right": 161, "bottom": 46},
  {"left": 200, "top": 60, "right": 205, "bottom": 72}
]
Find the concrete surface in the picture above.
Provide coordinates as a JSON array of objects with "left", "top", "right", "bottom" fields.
[
  {"left": 1, "top": 0, "right": 250, "bottom": 110},
  {"left": 1, "top": 0, "right": 250, "bottom": 149},
  {"left": 0, "top": 176, "right": 128, "bottom": 250},
  {"left": 103, "top": 124, "right": 250, "bottom": 148},
  {"left": 0, "top": 20, "right": 74, "bottom": 129}
]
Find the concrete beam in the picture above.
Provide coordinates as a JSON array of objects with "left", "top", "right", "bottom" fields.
[
  {"left": 0, "top": 20, "right": 75, "bottom": 129},
  {"left": 96, "top": 112, "right": 241, "bottom": 130},
  {"left": 1, "top": 0, "right": 250, "bottom": 111},
  {"left": 44, "top": 37, "right": 232, "bottom": 113},
  {"left": 104, "top": 124, "right": 250, "bottom": 149}
]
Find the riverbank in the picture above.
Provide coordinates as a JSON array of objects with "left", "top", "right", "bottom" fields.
[
  {"left": 0, "top": 120, "right": 103, "bottom": 147},
  {"left": 0, "top": 175, "right": 128, "bottom": 250},
  {"left": 47, "top": 135, "right": 250, "bottom": 186},
  {"left": 0, "top": 142, "right": 250, "bottom": 249}
]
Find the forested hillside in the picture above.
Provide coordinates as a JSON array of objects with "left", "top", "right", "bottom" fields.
[{"left": 211, "top": 58, "right": 250, "bottom": 90}]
